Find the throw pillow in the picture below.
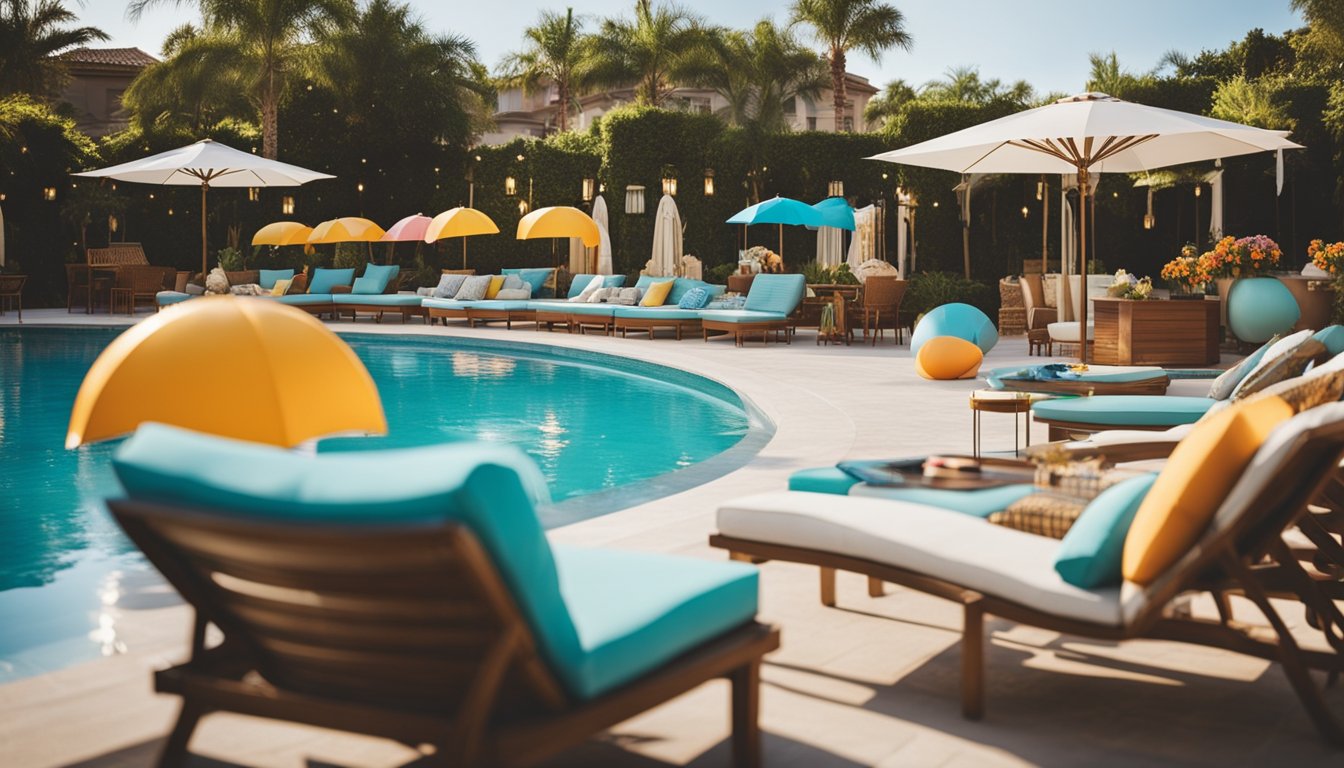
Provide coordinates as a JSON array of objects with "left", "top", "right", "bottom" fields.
[
  {"left": 433, "top": 273, "right": 468, "bottom": 299},
  {"left": 258, "top": 269, "right": 295, "bottom": 290},
  {"left": 987, "top": 494, "right": 1086, "bottom": 539},
  {"left": 1121, "top": 395, "right": 1294, "bottom": 585},
  {"left": 1242, "top": 361, "right": 1344, "bottom": 413},
  {"left": 1208, "top": 336, "right": 1277, "bottom": 400},
  {"left": 612, "top": 288, "right": 641, "bottom": 306},
  {"left": 416, "top": 287, "right": 434, "bottom": 297},
  {"left": 453, "top": 275, "right": 492, "bottom": 301},
  {"left": 351, "top": 275, "right": 384, "bottom": 294},
  {"left": 1314, "top": 325, "right": 1344, "bottom": 356},
  {"left": 502, "top": 274, "right": 526, "bottom": 292},
  {"left": 568, "top": 275, "right": 605, "bottom": 302},
  {"left": 1054, "top": 474, "right": 1158, "bottom": 588},
  {"left": 485, "top": 275, "right": 507, "bottom": 299},
  {"left": 308, "top": 267, "right": 355, "bottom": 294},
  {"left": 495, "top": 287, "right": 531, "bottom": 300},
  {"left": 588, "top": 286, "right": 622, "bottom": 303},
  {"left": 270, "top": 278, "right": 292, "bottom": 297},
  {"left": 641, "top": 279, "right": 674, "bottom": 306},
  {"left": 1232, "top": 338, "right": 1327, "bottom": 400},
  {"left": 184, "top": 283, "right": 206, "bottom": 296},
  {"left": 678, "top": 286, "right": 710, "bottom": 309},
  {"left": 1229, "top": 328, "right": 1315, "bottom": 398}
]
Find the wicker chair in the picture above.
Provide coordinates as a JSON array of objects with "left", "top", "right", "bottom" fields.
[
  {"left": 1020, "top": 274, "right": 1058, "bottom": 356},
  {"left": 0, "top": 275, "right": 25, "bottom": 322},
  {"left": 858, "top": 276, "right": 908, "bottom": 346},
  {"left": 67, "top": 263, "right": 113, "bottom": 313},
  {"left": 113, "top": 265, "right": 176, "bottom": 315}
]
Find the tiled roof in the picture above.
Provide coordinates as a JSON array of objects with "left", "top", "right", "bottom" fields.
[{"left": 60, "top": 47, "right": 158, "bottom": 68}]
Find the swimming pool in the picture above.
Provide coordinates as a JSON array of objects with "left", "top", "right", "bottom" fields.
[{"left": 0, "top": 327, "right": 765, "bottom": 681}]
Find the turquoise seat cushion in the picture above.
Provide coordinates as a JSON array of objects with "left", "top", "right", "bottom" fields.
[
  {"left": 352, "top": 263, "right": 399, "bottom": 294},
  {"left": 699, "top": 309, "right": 788, "bottom": 324},
  {"left": 111, "top": 425, "right": 598, "bottom": 696},
  {"left": 788, "top": 467, "right": 859, "bottom": 495},
  {"left": 275, "top": 293, "right": 332, "bottom": 306},
  {"left": 553, "top": 303, "right": 617, "bottom": 317},
  {"left": 333, "top": 293, "right": 423, "bottom": 307},
  {"left": 553, "top": 545, "right": 757, "bottom": 699},
  {"left": 308, "top": 268, "right": 355, "bottom": 294},
  {"left": 1032, "top": 395, "right": 1213, "bottom": 427},
  {"left": 613, "top": 306, "right": 701, "bottom": 320},
  {"left": 155, "top": 291, "right": 194, "bottom": 306},
  {"left": 421, "top": 297, "right": 471, "bottom": 311},
  {"left": 852, "top": 484, "right": 1036, "bottom": 517},
  {"left": 1055, "top": 473, "right": 1158, "bottom": 588},
  {"left": 258, "top": 269, "right": 295, "bottom": 290},
  {"left": 503, "top": 268, "right": 556, "bottom": 299},
  {"left": 462, "top": 299, "right": 532, "bottom": 311},
  {"left": 911, "top": 303, "right": 998, "bottom": 355},
  {"left": 984, "top": 364, "right": 1165, "bottom": 390},
  {"left": 743, "top": 274, "right": 805, "bottom": 315},
  {"left": 1315, "top": 325, "right": 1344, "bottom": 357}
]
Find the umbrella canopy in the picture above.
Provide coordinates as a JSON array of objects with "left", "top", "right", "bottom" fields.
[
  {"left": 73, "top": 139, "right": 334, "bottom": 276},
  {"left": 727, "top": 196, "right": 825, "bottom": 227},
  {"left": 592, "top": 195, "right": 613, "bottom": 275},
  {"left": 868, "top": 91, "right": 1303, "bottom": 361},
  {"left": 812, "top": 197, "right": 857, "bottom": 230},
  {"left": 517, "top": 206, "right": 599, "bottom": 247},
  {"left": 66, "top": 297, "right": 385, "bottom": 449},
  {"left": 251, "top": 221, "right": 313, "bottom": 246},
  {"left": 650, "top": 193, "right": 682, "bottom": 277},
  {"left": 308, "top": 217, "right": 385, "bottom": 244},
  {"left": 380, "top": 214, "right": 433, "bottom": 242},
  {"left": 424, "top": 207, "right": 500, "bottom": 269}
]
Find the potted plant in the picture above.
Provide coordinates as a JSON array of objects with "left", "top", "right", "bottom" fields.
[
  {"left": 1199, "top": 234, "right": 1294, "bottom": 343},
  {"left": 1159, "top": 244, "right": 1209, "bottom": 299},
  {"left": 1104, "top": 270, "right": 1153, "bottom": 300},
  {"left": 1308, "top": 239, "right": 1344, "bottom": 324}
]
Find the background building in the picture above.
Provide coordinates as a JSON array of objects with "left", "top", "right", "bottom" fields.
[{"left": 57, "top": 47, "right": 158, "bottom": 138}]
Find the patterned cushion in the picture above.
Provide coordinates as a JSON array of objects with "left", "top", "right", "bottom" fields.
[
  {"left": 678, "top": 286, "right": 710, "bottom": 309},
  {"left": 568, "top": 275, "right": 605, "bottom": 302},
  {"left": 1208, "top": 336, "right": 1277, "bottom": 400},
  {"left": 588, "top": 286, "right": 621, "bottom": 303},
  {"left": 611, "top": 288, "right": 641, "bottom": 305},
  {"left": 433, "top": 273, "right": 468, "bottom": 299},
  {"left": 453, "top": 275, "right": 492, "bottom": 301},
  {"left": 988, "top": 494, "right": 1086, "bottom": 539},
  {"left": 1232, "top": 338, "right": 1327, "bottom": 400},
  {"left": 503, "top": 274, "right": 526, "bottom": 291},
  {"left": 1243, "top": 362, "right": 1344, "bottom": 412}
]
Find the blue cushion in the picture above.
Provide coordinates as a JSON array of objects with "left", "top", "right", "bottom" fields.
[
  {"left": 698, "top": 309, "right": 788, "bottom": 324},
  {"left": 677, "top": 286, "right": 711, "bottom": 309},
  {"left": 668, "top": 277, "right": 710, "bottom": 305},
  {"left": 155, "top": 291, "right": 194, "bottom": 306},
  {"left": 788, "top": 467, "right": 860, "bottom": 495},
  {"left": 308, "top": 268, "right": 355, "bottom": 294},
  {"left": 743, "top": 274, "right": 805, "bottom": 315},
  {"left": 503, "top": 268, "right": 556, "bottom": 299},
  {"left": 602, "top": 275, "right": 627, "bottom": 289},
  {"left": 613, "top": 306, "right": 701, "bottom": 320},
  {"left": 352, "top": 263, "right": 399, "bottom": 295},
  {"left": 258, "top": 269, "right": 295, "bottom": 290},
  {"left": 553, "top": 546, "right": 757, "bottom": 699},
  {"left": 1314, "top": 325, "right": 1344, "bottom": 357},
  {"left": 567, "top": 274, "right": 599, "bottom": 298},
  {"left": 332, "top": 294, "right": 423, "bottom": 306},
  {"left": 911, "top": 303, "right": 998, "bottom": 355},
  {"left": 421, "top": 297, "right": 471, "bottom": 311},
  {"left": 552, "top": 303, "right": 617, "bottom": 316},
  {"left": 274, "top": 293, "right": 332, "bottom": 306},
  {"left": 855, "top": 484, "right": 1036, "bottom": 517},
  {"left": 1054, "top": 473, "right": 1158, "bottom": 588},
  {"left": 1031, "top": 395, "right": 1213, "bottom": 427},
  {"left": 634, "top": 274, "right": 675, "bottom": 293}
]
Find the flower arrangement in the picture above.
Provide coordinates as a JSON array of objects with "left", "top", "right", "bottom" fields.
[
  {"left": 1197, "top": 234, "right": 1282, "bottom": 279},
  {"left": 1105, "top": 269, "right": 1153, "bottom": 300},
  {"left": 1308, "top": 239, "right": 1344, "bottom": 275},
  {"left": 1160, "top": 243, "right": 1209, "bottom": 293},
  {"left": 742, "top": 245, "right": 784, "bottom": 273}
]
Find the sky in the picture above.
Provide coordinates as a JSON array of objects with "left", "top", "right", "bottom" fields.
[{"left": 79, "top": 0, "right": 1306, "bottom": 96}]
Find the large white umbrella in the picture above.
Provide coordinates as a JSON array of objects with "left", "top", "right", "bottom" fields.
[
  {"left": 869, "top": 92, "right": 1302, "bottom": 361},
  {"left": 650, "top": 193, "right": 682, "bottom": 277},
  {"left": 592, "top": 195, "right": 613, "bottom": 275},
  {"left": 74, "top": 139, "right": 334, "bottom": 276}
]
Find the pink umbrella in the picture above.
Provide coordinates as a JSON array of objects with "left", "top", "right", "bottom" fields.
[{"left": 380, "top": 214, "right": 432, "bottom": 242}]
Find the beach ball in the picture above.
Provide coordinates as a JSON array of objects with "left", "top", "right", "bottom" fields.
[
  {"left": 911, "top": 303, "right": 998, "bottom": 356},
  {"left": 915, "top": 336, "right": 984, "bottom": 380}
]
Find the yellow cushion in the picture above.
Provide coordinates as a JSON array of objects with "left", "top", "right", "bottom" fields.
[
  {"left": 640, "top": 280, "right": 674, "bottom": 307},
  {"left": 1121, "top": 395, "right": 1293, "bottom": 585},
  {"left": 485, "top": 275, "right": 506, "bottom": 299},
  {"left": 270, "top": 278, "right": 292, "bottom": 297},
  {"left": 914, "top": 336, "right": 983, "bottom": 380}
]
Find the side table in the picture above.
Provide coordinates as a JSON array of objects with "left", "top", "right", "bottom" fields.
[{"left": 970, "top": 389, "right": 1052, "bottom": 457}]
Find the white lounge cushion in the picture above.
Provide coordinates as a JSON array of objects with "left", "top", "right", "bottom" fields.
[
  {"left": 716, "top": 491, "right": 1125, "bottom": 626},
  {"left": 1048, "top": 321, "right": 1094, "bottom": 342}
]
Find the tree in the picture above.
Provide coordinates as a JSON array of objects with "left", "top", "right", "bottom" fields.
[
  {"left": 578, "top": 0, "right": 711, "bottom": 107},
  {"left": 1084, "top": 51, "right": 1153, "bottom": 99},
  {"left": 499, "top": 7, "right": 585, "bottom": 133},
  {"left": 790, "top": 0, "right": 912, "bottom": 132},
  {"left": 0, "top": 0, "right": 107, "bottom": 98},
  {"left": 695, "top": 19, "right": 825, "bottom": 132},
  {"left": 1210, "top": 75, "right": 1291, "bottom": 130},
  {"left": 128, "top": 0, "right": 357, "bottom": 159},
  {"left": 863, "top": 77, "right": 914, "bottom": 127},
  {"left": 1292, "top": 0, "right": 1344, "bottom": 53},
  {"left": 122, "top": 24, "right": 251, "bottom": 133},
  {"left": 920, "top": 65, "right": 1033, "bottom": 106}
]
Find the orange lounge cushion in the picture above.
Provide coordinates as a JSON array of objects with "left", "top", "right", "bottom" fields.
[
  {"left": 640, "top": 279, "right": 674, "bottom": 307},
  {"left": 1121, "top": 395, "right": 1294, "bottom": 585},
  {"left": 915, "top": 336, "right": 983, "bottom": 380}
]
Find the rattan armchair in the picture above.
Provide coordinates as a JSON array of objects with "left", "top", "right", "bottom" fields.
[
  {"left": 112, "top": 265, "right": 176, "bottom": 315},
  {"left": 0, "top": 275, "right": 24, "bottom": 322},
  {"left": 858, "top": 276, "right": 908, "bottom": 345}
]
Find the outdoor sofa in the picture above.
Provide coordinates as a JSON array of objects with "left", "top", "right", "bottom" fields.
[
  {"left": 156, "top": 265, "right": 420, "bottom": 322},
  {"left": 107, "top": 424, "right": 779, "bottom": 767},
  {"left": 701, "top": 274, "right": 806, "bottom": 346}
]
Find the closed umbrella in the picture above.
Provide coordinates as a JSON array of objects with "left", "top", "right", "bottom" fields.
[
  {"left": 424, "top": 207, "right": 500, "bottom": 269},
  {"left": 650, "top": 193, "right": 682, "bottom": 277},
  {"left": 727, "top": 196, "right": 825, "bottom": 260},
  {"left": 74, "top": 139, "right": 333, "bottom": 276},
  {"left": 869, "top": 91, "right": 1302, "bottom": 361},
  {"left": 592, "top": 195, "right": 613, "bottom": 275}
]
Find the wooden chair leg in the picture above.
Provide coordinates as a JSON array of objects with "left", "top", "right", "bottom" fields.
[
  {"left": 820, "top": 567, "right": 837, "bottom": 607},
  {"left": 867, "top": 577, "right": 885, "bottom": 597},
  {"left": 962, "top": 597, "right": 985, "bottom": 720},
  {"left": 730, "top": 660, "right": 763, "bottom": 768},
  {"left": 156, "top": 701, "right": 206, "bottom": 768}
]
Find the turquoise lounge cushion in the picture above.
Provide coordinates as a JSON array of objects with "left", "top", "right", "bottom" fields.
[
  {"left": 461, "top": 299, "right": 532, "bottom": 311},
  {"left": 352, "top": 263, "right": 399, "bottom": 294},
  {"left": 332, "top": 293, "right": 422, "bottom": 307},
  {"left": 1032, "top": 395, "right": 1213, "bottom": 427},
  {"left": 258, "top": 269, "right": 295, "bottom": 290},
  {"left": 911, "top": 303, "right": 998, "bottom": 355},
  {"left": 569, "top": 274, "right": 627, "bottom": 298},
  {"left": 275, "top": 293, "right": 332, "bottom": 306},
  {"left": 553, "top": 303, "right": 617, "bottom": 317},
  {"left": 502, "top": 268, "right": 556, "bottom": 298},
  {"left": 743, "top": 274, "right": 805, "bottom": 315},
  {"left": 1314, "top": 325, "right": 1344, "bottom": 357},
  {"left": 787, "top": 467, "right": 1033, "bottom": 517},
  {"left": 553, "top": 545, "right": 757, "bottom": 699},
  {"left": 1055, "top": 473, "right": 1158, "bottom": 588},
  {"left": 308, "top": 267, "right": 355, "bottom": 294},
  {"left": 155, "top": 291, "right": 193, "bottom": 306},
  {"left": 985, "top": 365, "right": 1165, "bottom": 390},
  {"left": 613, "top": 306, "right": 701, "bottom": 320},
  {"left": 421, "top": 297, "right": 471, "bottom": 311},
  {"left": 635, "top": 274, "right": 675, "bottom": 293},
  {"left": 699, "top": 309, "right": 788, "bottom": 324},
  {"left": 788, "top": 467, "right": 859, "bottom": 495}
]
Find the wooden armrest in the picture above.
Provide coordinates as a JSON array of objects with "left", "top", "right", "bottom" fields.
[
  {"left": 1028, "top": 307, "right": 1058, "bottom": 328},
  {"left": 1026, "top": 438, "right": 1179, "bottom": 465}
]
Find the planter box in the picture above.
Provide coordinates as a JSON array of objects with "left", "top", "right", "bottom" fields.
[{"left": 1092, "top": 296, "right": 1220, "bottom": 366}]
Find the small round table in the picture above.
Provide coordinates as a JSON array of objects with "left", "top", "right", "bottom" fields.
[{"left": 969, "top": 389, "right": 1052, "bottom": 457}]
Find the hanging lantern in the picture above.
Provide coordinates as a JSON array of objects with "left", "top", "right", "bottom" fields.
[
  {"left": 505, "top": 176, "right": 517, "bottom": 196},
  {"left": 827, "top": 180, "right": 844, "bottom": 197},
  {"left": 581, "top": 177, "right": 595, "bottom": 201},
  {"left": 625, "top": 185, "right": 646, "bottom": 214},
  {"left": 1143, "top": 187, "right": 1155, "bottom": 230},
  {"left": 517, "top": 198, "right": 530, "bottom": 215},
  {"left": 281, "top": 195, "right": 295, "bottom": 215},
  {"left": 703, "top": 168, "right": 715, "bottom": 196},
  {"left": 42, "top": 186, "right": 57, "bottom": 201},
  {"left": 1021, "top": 205, "right": 1030, "bottom": 219},
  {"left": 1194, "top": 184, "right": 1202, "bottom": 198},
  {"left": 661, "top": 165, "right": 678, "bottom": 197},
  {"left": 247, "top": 187, "right": 259, "bottom": 202}
]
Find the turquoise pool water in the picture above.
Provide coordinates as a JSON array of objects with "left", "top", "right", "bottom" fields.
[{"left": 0, "top": 327, "right": 756, "bottom": 681}]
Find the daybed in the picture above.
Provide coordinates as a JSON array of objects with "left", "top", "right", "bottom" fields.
[{"left": 701, "top": 274, "right": 805, "bottom": 346}]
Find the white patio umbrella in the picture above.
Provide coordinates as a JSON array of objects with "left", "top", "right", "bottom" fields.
[
  {"left": 592, "top": 195, "right": 613, "bottom": 275},
  {"left": 73, "top": 139, "right": 334, "bottom": 277},
  {"left": 869, "top": 92, "right": 1302, "bottom": 361},
  {"left": 650, "top": 193, "right": 682, "bottom": 277}
]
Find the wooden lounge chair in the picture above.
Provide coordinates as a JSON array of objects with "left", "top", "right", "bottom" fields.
[
  {"left": 709, "top": 405, "right": 1344, "bottom": 744},
  {"left": 701, "top": 274, "right": 805, "bottom": 347},
  {"left": 108, "top": 426, "right": 779, "bottom": 767},
  {"left": 985, "top": 364, "right": 1171, "bottom": 397}
]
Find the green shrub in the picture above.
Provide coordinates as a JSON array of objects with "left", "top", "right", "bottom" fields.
[
  {"left": 801, "top": 261, "right": 860, "bottom": 285},
  {"left": 216, "top": 247, "right": 244, "bottom": 271},
  {"left": 706, "top": 262, "right": 738, "bottom": 284},
  {"left": 904, "top": 271, "right": 996, "bottom": 319},
  {"left": 333, "top": 243, "right": 366, "bottom": 270}
]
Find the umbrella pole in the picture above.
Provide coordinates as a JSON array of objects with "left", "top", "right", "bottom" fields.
[
  {"left": 1077, "top": 167, "right": 1090, "bottom": 364},
  {"left": 200, "top": 182, "right": 208, "bottom": 277},
  {"left": 778, "top": 223, "right": 783, "bottom": 259},
  {"left": 463, "top": 237, "right": 467, "bottom": 270}
]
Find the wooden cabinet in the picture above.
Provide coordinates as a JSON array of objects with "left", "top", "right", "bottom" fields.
[{"left": 1092, "top": 297, "right": 1220, "bottom": 366}]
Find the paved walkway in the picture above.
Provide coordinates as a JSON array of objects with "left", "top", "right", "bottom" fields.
[{"left": 2, "top": 308, "right": 1339, "bottom": 767}]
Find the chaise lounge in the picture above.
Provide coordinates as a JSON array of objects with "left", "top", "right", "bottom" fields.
[{"left": 701, "top": 274, "right": 806, "bottom": 346}]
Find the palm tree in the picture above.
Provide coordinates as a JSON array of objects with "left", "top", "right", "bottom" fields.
[
  {"left": 920, "top": 65, "right": 1033, "bottom": 106},
  {"left": 499, "top": 7, "right": 585, "bottom": 133},
  {"left": 0, "top": 0, "right": 107, "bottom": 98},
  {"left": 122, "top": 24, "right": 250, "bottom": 133},
  {"left": 863, "top": 77, "right": 914, "bottom": 127},
  {"left": 696, "top": 19, "right": 825, "bottom": 132},
  {"left": 1084, "top": 51, "right": 1152, "bottom": 99},
  {"left": 128, "top": 0, "right": 356, "bottom": 159},
  {"left": 790, "top": 0, "right": 912, "bottom": 132},
  {"left": 578, "top": 0, "right": 710, "bottom": 107}
]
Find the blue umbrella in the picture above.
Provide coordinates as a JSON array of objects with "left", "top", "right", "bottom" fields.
[
  {"left": 726, "top": 196, "right": 825, "bottom": 258},
  {"left": 812, "top": 197, "right": 856, "bottom": 231}
]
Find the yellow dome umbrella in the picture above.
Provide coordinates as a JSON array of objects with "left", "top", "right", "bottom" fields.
[
  {"left": 517, "top": 206, "right": 599, "bottom": 268},
  {"left": 251, "top": 221, "right": 314, "bottom": 246},
  {"left": 66, "top": 298, "right": 386, "bottom": 449},
  {"left": 424, "top": 207, "right": 500, "bottom": 269},
  {"left": 308, "top": 217, "right": 385, "bottom": 244}
]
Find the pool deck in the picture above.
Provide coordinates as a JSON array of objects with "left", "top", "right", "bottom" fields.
[{"left": 3, "top": 308, "right": 1341, "bottom": 767}]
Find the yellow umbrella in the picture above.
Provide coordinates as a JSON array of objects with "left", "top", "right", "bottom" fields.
[
  {"left": 66, "top": 298, "right": 386, "bottom": 449},
  {"left": 424, "top": 207, "right": 500, "bottom": 269},
  {"left": 517, "top": 206, "right": 600, "bottom": 247},
  {"left": 251, "top": 221, "right": 314, "bottom": 246},
  {"left": 308, "top": 216, "right": 386, "bottom": 244}
]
